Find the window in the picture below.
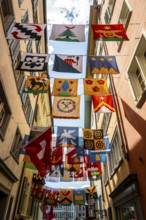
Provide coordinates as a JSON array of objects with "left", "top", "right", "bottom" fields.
[
  {"left": 103, "top": 162, "right": 109, "bottom": 184},
  {"left": 18, "top": 177, "right": 29, "bottom": 213},
  {"left": 128, "top": 34, "right": 146, "bottom": 108},
  {"left": 117, "top": 0, "right": 132, "bottom": 51},
  {"left": 27, "top": 40, "right": 32, "bottom": 53},
  {"left": 0, "top": 0, "right": 15, "bottom": 34},
  {"left": 9, "top": 40, "right": 20, "bottom": 64},
  {"left": 11, "top": 128, "right": 23, "bottom": 161},
  {"left": 18, "top": 0, "right": 24, "bottom": 7},
  {"left": 104, "top": 0, "right": 116, "bottom": 23},
  {"left": 101, "top": 113, "right": 112, "bottom": 133},
  {"left": 108, "top": 126, "right": 122, "bottom": 175},
  {"left": 21, "top": 10, "right": 29, "bottom": 23},
  {"left": 0, "top": 81, "right": 11, "bottom": 140}
]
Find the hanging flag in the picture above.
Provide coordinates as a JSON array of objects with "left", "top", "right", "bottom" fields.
[
  {"left": 64, "top": 163, "right": 81, "bottom": 172},
  {"left": 32, "top": 173, "right": 45, "bottom": 185},
  {"left": 85, "top": 186, "right": 98, "bottom": 205},
  {"left": 82, "top": 128, "right": 105, "bottom": 151},
  {"left": 23, "top": 76, "right": 49, "bottom": 93},
  {"left": 50, "top": 24, "right": 85, "bottom": 42},
  {"left": 92, "top": 94, "right": 115, "bottom": 113},
  {"left": 83, "top": 78, "right": 109, "bottom": 95},
  {"left": 16, "top": 53, "right": 49, "bottom": 72},
  {"left": 53, "top": 54, "right": 82, "bottom": 73},
  {"left": 56, "top": 126, "right": 79, "bottom": 147},
  {"left": 44, "top": 189, "right": 59, "bottom": 206},
  {"left": 31, "top": 183, "right": 46, "bottom": 203},
  {"left": 66, "top": 147, "right": 77, "bottom": 162},
  {"left": 76, "top": 146, "right": 85, "bottom": 156},
  {"left": 60, "top": 170, "right": 73, "bottom": 182},
  {"left": 60, "top": 189, "right": 73, "bottom": 205},
  {"left": 40, "top": 204, "right": 56, "bottom": 220},
  {"left": 52, "top": 78, "right": 78, "bottom": 97},
  {"left": 88, "top": 56, "right": 120, "bottom": 74},
  {"left": 74, "top": 165, "right": 87, "bottom": 181},
  {"left": 7, "top": 23, "right": 46, "bottom": 40},
  {"left": 52, "top": 96, "right": 80, "bottom": 119},
  {"left": 86, "top": 162, "right": 102, "bottom": 177},
  {"left": 91, "top": 24, "right": 129, "bottom": 41},
  {"left": 89, "top": 152, "right": 101, "bottom": 162},
  {"left": 73, "top": 189, "right": 86, "bottom": 205},
  {"left": 46, "top": 166, "right": 61, "bottom": 182},
  {"left": 24, "top": 127, "right": 52, "bottom": 177},
  {"left": 51, "top": 147, "right": 63, "bottom": 165}
]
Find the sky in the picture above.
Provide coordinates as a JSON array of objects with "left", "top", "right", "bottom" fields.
[{"left": 45, "top": 0, "right": 92, "bottom": 188}]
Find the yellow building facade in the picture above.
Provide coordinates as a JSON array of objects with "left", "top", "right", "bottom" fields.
[{"left": 0, "top": 0, "right": 51, "bottom": 219}]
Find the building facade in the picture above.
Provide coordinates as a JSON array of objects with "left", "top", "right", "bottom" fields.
[
  {"left": 0, "top": 0, "right": 51, "bottom": 220},
  {"left": 89, "top": 0, "right": 146, "bottom": 220}
]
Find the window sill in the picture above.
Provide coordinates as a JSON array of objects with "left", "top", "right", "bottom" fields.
[{"left": 136, "top": 90, "right": 146, "bottom": 108}]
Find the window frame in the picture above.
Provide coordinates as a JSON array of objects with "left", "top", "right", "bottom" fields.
[
  {"left": 108, "top": 126, "right": 123, "bottom": 176},
  {"left": 10, "top": 127, "right": 23, "bottom": 161},
  {"left": 127, "top": 32, "right": 146, "bottom": 108},
  {"left": 117, "top": 0, "right": 132, "bottom": 51},
  {"left": 0, "top": 80, "right": 11, "bottom": 141}
]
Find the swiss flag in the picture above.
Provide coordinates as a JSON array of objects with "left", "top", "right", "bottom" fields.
[{"left": 24, "top": 127, "right": 52, "bottom": 177}]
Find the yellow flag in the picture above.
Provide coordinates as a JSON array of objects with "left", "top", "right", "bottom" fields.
[
  {"left": 83, "top": 78, "right": 109, "bottom": 95},
  {"left": 52, "top": 96, "right": 80, "bottom": 119},
  {"left": 52, "top": 78, "right": 78, "bottom": 96}
]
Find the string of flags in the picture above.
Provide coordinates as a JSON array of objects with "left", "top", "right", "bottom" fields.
[{"left": 11, "top": 20, "right": 129, "bottom": 218}]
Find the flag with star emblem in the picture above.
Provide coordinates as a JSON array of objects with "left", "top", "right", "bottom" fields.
[
  {"left": 23, "top": 76, "right": 49, "bottom": 93},
  {"left": 88, "top": 56, "right": 119, "bottom": 74},
  {"left": 52, "top": 78, "right": 78, "bottom": 97},
  {"left": 53, "top": 54, "right": 82, "bottom": 73},
  {"left": 50, "top": 24, "right": 85, "bottom": 42},
  {"left": 73, "top": 189, "right": 86, "bottom": 205},
  {"left": 24, "top": 127, "right": 52, "bottom": 177},
  {"left": 56, "top": 126, "right": 79, "bottom": 148},
  {"left": 52, "top": 96, "right": 80, "bottom": 119},
  {"left": 91, "top": 24, "right": 129, "bottom": 41},
  {"left": 82, "top": 129, "right": 105, "bottom": 151},
  {"left": 83, "top": 78, "right": 109, "bottom": 95},
  {"left": 85, "top": 186, "right": 98, "bottom": 205},
  {"left": 92, "top": 94, "right": 115, "bottom": 112},
  {"left": 16, "top": 53, "right": 49, "bottom": 72},
  {"left": 59, "top": 189, "right": 73, "bottom": 205},
  {"left": 7, "top": 23, "right": 46, "bottom": 40}
]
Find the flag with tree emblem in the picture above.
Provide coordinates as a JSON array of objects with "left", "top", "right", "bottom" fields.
[
  {"left": 16, "top": 53, "right": 49, "bottom": 71},
  {"left": 53, "top": 54, "right": 82, "bottom": 73},
  {"left": 23, "top": 76, "right": 49, "bottom": 93},
  {"left": 91, "top": 24, "right": 129, "bottom": 41},
  {"left": 50, "top": 24, "right": 85, "bottom": 42},
  {"left": 52, "top": 78, "right": 78, "bottom": 97}
]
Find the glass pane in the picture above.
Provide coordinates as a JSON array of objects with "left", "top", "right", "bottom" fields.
[{"left": 120, "top": 203, "right": 137, "bottom": 220}]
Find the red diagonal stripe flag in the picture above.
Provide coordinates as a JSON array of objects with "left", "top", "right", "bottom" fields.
[{"left": 24, "top": 127, "right": 52, "bottom": 177}]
